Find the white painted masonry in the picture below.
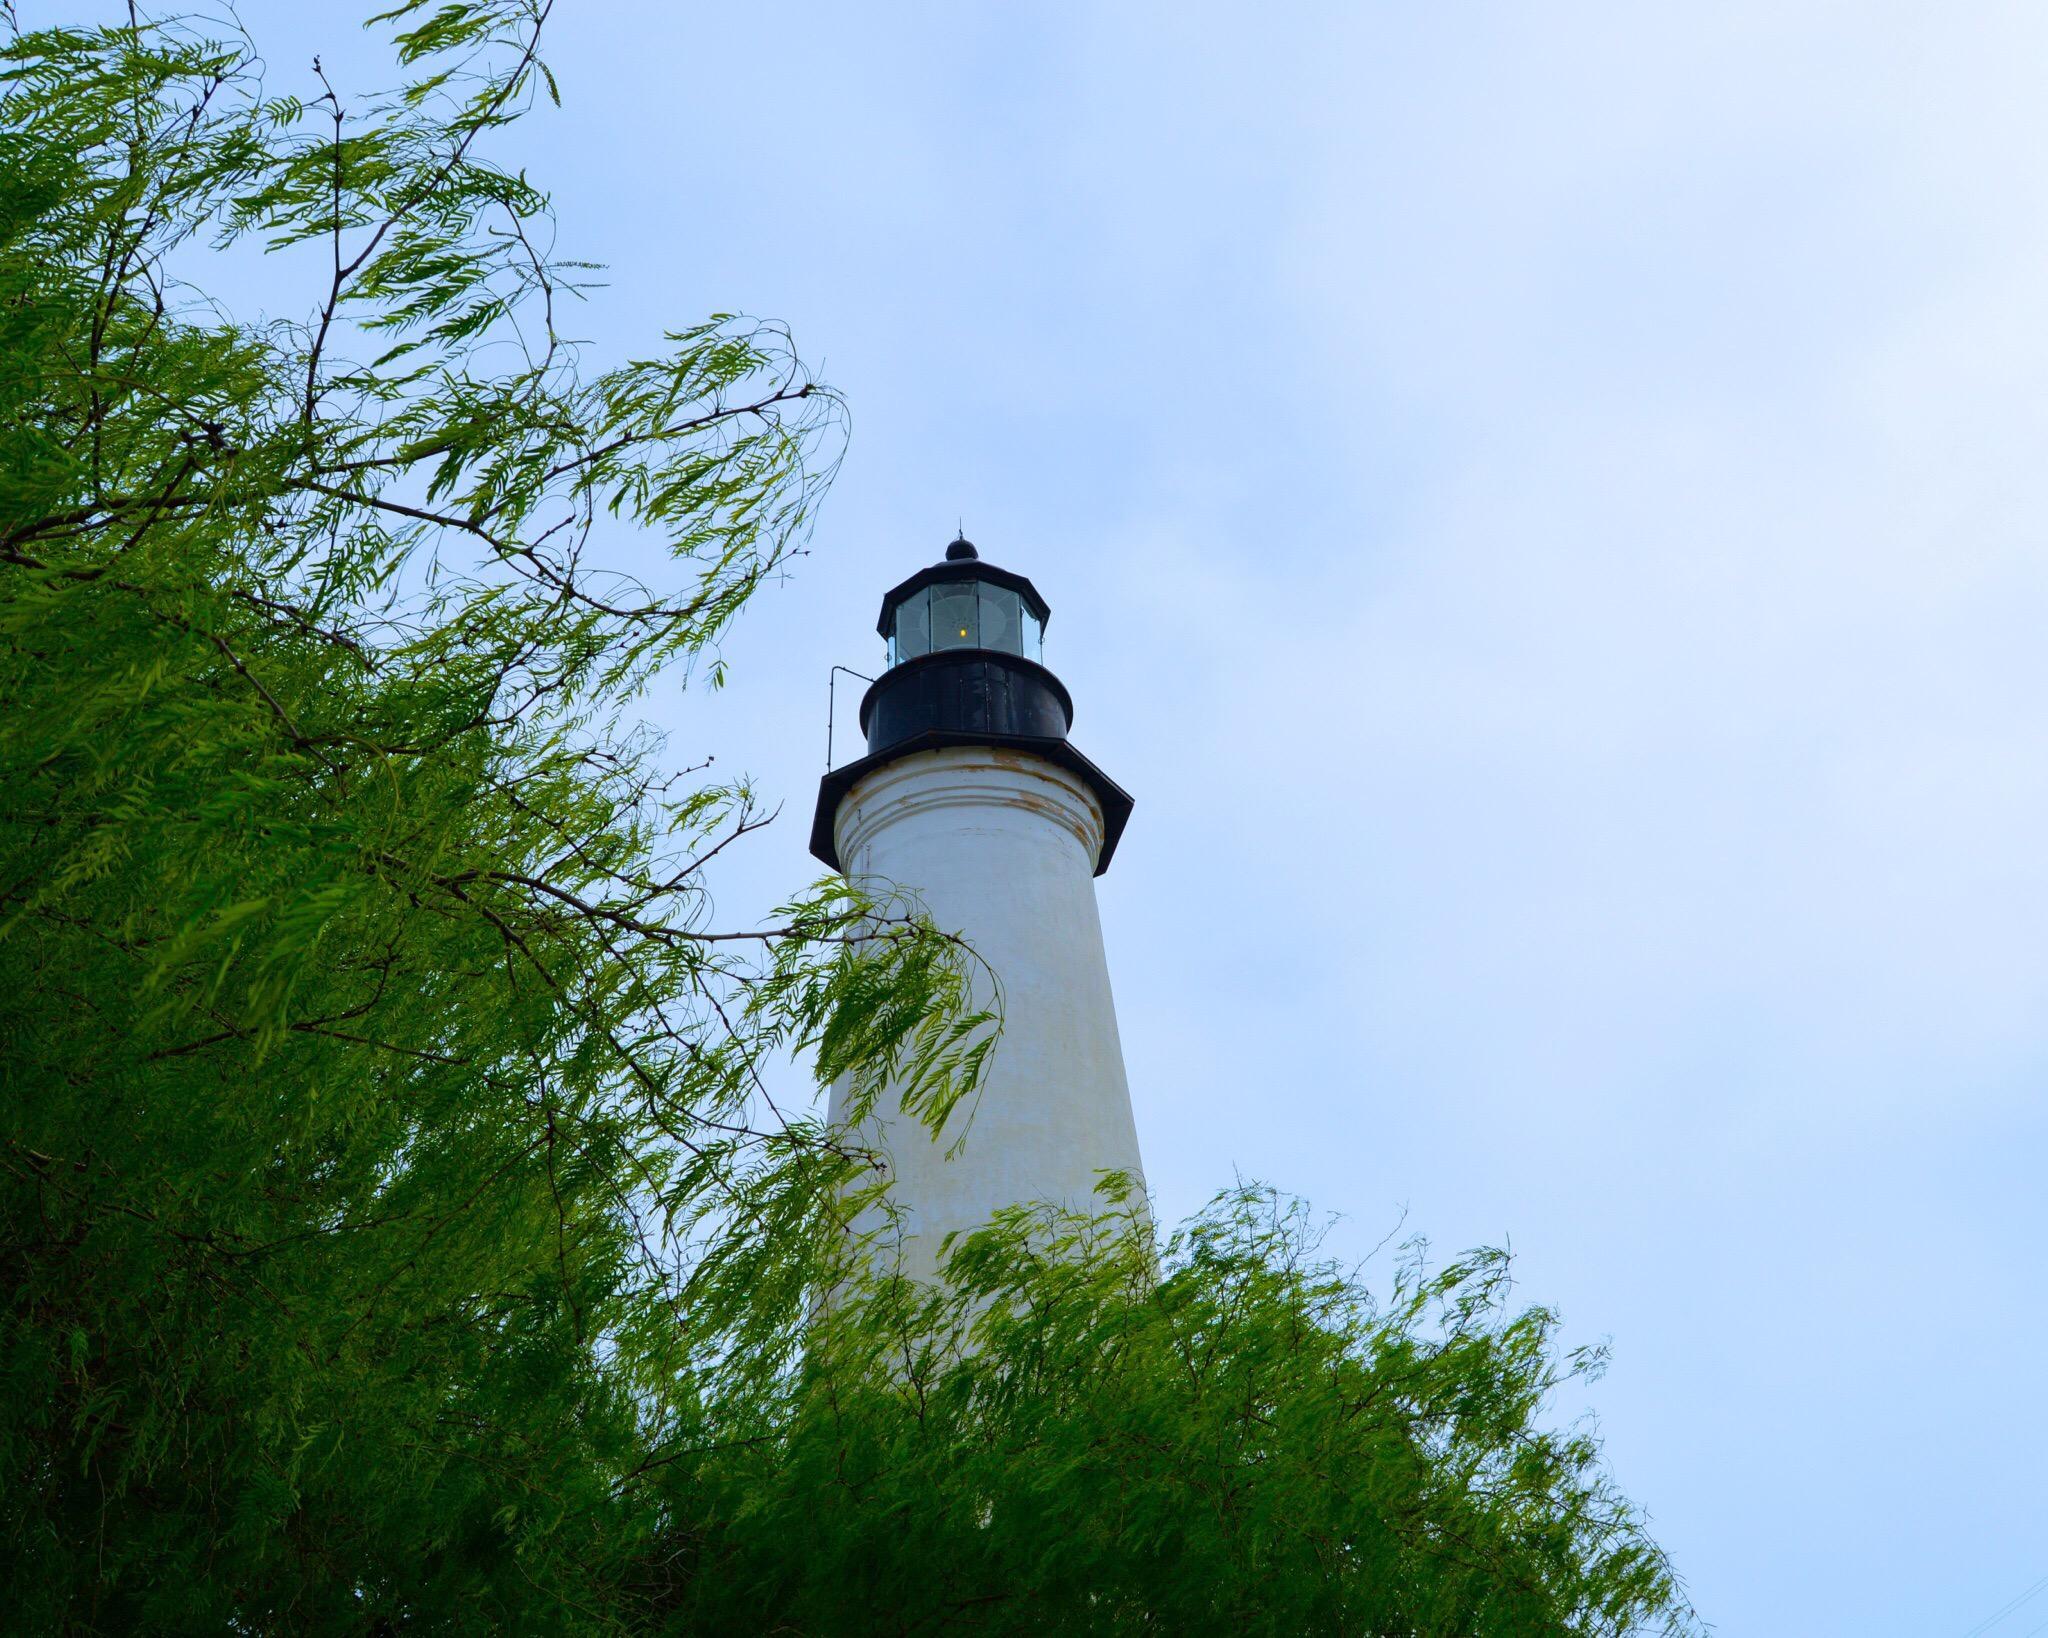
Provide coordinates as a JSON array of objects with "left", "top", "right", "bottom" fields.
[{"left": 826, "top": 744, "right": 1145, "bottom": 1284}]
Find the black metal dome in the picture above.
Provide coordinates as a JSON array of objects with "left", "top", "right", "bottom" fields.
[{"left": 873, "top": 552, "right": 1050, "bottom": 641}]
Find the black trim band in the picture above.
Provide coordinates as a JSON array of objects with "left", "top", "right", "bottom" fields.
[{"left": 811, "top": 733, "right": 1134, "bottom": 877}]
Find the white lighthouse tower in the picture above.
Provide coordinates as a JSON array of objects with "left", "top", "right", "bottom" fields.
[{"left": 812, "top": 537, "right": 1144, "bottom": 1284}]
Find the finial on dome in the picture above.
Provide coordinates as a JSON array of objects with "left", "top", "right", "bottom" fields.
[{"left": 945, "top": 534, "right": 979, "bottom": 562}]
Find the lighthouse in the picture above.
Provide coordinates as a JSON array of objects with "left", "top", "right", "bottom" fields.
[{"left": 812, "top": 537, "right": 1145, "bottom": 1283}]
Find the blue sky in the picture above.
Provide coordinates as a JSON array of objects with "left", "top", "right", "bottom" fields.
[{"left": 211, "top": 2, "right": 2047, "bottom": 1630}]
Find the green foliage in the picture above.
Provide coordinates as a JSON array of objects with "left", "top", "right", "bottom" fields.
[
  {"left": 0, "top": 4, "right": 1695, "bottom": 1632},
  {"left": 0, "top": 2, "right": 975, "bottom": 1626},
  {"left": 669, "top": 1188, "right": 1696, "bottom": 1637}
]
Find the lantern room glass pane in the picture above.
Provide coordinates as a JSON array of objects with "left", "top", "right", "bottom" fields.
[
  {"left": 977, "top": 583, "right": 1024, "bottom": 656},
  {"left": 1019, "top": 608, "right": 1043, "bottom": 662},
  {"left": 888, "top": 587, "right": 931, "bottom": 666},
  {"left": 931, "top": 583, "right": 979, "bottom": 651}
]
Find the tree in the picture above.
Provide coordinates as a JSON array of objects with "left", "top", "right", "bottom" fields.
[
  {"left": 0, "top": 4, "right": 1696, "bottom": 1632},
  {"left": 677, "top": 1190, "right": 1695, "bottom": 1637},
  {"left": 0, "top": 2, "right": 979, "bottom": 1625}
]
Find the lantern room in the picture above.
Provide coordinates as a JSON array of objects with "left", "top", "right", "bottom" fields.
[{"left": 879, "top": 536, "right": 1049, "bottom": 666}]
